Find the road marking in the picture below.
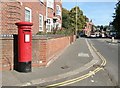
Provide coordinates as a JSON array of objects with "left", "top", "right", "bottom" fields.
[
  {"left": 91, "top": 79, "right": 95, "bottom": 82},
  {"left": 89, "top": 42, "right": 106, "bottom": 66},
  {"left": 78, "top": 52, "right": 89, "bottom": 57},
  {"left": 47, "top": 67, "right": 103, "bottom": 87},
  {"left": 47, "top": 39, "right": 107, "bottom": 87}
]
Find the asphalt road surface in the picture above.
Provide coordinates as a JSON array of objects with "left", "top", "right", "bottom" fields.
[
  {"left": 68, "top": 38, "right": 118, "bottom": 86},
  {"left": 88, "top": 38, "right": 118, "bottom": 85}
]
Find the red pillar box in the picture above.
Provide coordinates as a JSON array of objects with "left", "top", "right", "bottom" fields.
[{"left": 15, "top": 22, "right": 33, "bottom": 72}]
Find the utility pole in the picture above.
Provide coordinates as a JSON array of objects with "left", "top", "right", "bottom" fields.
[
  {"left": 46, "top": 0, "right": 48, "bottom": 34},
  {"left": 76, "top": 0, "right": 78, "bottom": 36}
]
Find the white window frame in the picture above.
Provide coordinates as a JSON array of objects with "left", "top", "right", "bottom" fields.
[
  {"left": 39, "top": 0, "right": 44, "bottom": 3},
  {"left": 47, "top": 0, "right": 54, "bottom": 9},
  {"left": 56, "top": 5, "right": 61, "bottom": 16},
  {"left": 25, "top": 7, "right": 32, "bottom": 22},
  {"left": 46, "top": 18, "right": 53, "bottom": 32},
  {"left": 39, "top": 14, "right": 43, "bottom": 32}
]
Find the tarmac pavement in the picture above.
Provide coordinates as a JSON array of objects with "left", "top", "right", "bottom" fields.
[{"left": 2, "top": 38, "right": 101, "bottom": 87}]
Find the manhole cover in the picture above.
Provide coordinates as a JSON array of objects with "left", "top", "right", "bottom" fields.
[{"left": 61, "top": 65, "right": 69, "bottom": 69}]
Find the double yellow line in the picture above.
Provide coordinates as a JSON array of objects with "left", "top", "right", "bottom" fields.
[
  {"left": 47, "top": 40, "right": 107, "bottom": 87},
  {"left": 90, "top": 43, "right": 106, "bottom": 66}
]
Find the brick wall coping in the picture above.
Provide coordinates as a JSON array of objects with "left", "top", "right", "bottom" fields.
[
  {"left": 32, "top": 35, "right": 48, "bottom": 40},
  {"left": 0, "top": 34, "right": 72, "bottom": 40},
  {"left": 0, "top": 34, "right": 13, "bottom": 40},
  {"left": 32, "top": 34, "right": 66, "bottom": 40}
]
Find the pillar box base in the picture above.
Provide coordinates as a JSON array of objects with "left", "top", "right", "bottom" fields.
[{"left": 18, "top": 61, "right": 31, "bottom": 73}]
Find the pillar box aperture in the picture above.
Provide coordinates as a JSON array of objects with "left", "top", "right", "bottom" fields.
[{"left": 15, "top": 21, "right": 33, "bottom": 72}]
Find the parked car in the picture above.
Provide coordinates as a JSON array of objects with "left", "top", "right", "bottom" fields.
[
  {"left": 79, "top": 32, "right": 85, "bottom": 37},
  {"left": 102, "top": 33, "right": 105, "bottom": 38},
  {"left": 90, "top": 33, "right": 96, "bottom": 38},
  {"left": 95, "top": 34, "right": 100, "bottom": 38},
  {"left": 109, "top": 32, "right": 117, "bottom": 38}
]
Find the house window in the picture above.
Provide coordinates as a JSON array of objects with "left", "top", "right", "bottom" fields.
[
  {"left": 46, "top": 18, "right": 53, "bottom": 32},
  {"left": 25, "top": 7, "right": 32, "bottom": 22},
  {"left": 47, "top": 25, "right": 51, "bottom": 32},
  {"left": 47, "top": 19, "right": 51, "bottom": 32},
  {"left": 39, "top": 0, "right": 44, "bottom": 2},
  {"left": 56, "top": 5, "right": 61, "bottom": 16},
  {"left": 47, "top": 0, "right": 54, "bottom": 9},
  {"left": 39, "top": 14, "right": 43, "bottom": 31}
]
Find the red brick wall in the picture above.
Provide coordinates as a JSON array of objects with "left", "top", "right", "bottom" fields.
[
  {"left": 32, "top": 35, "right": 76, "bottom": 67},
  {"left": 32, "top": 36, "right": 72, "bottom": 67},
  {"left": 1, "top": 35, "right": 76, "bottom": 71},
  {"left": 0, "top": 2, "right": 21, "bottom": 34},
  {"left": 32, "top": 38, "right": 47, "bottom": 67},
  {"left": 1, "top": 36, "right": 14, "bottom": 70},
  {"left": 46, "top": 36, "right": 70, "bottom": 63}
]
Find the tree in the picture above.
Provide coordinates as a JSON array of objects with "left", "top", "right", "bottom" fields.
[
  {"left": 113, "top": 1, "right": 120, "bottom": 38},
  {"left": 62, "top": 8, "right": 71, "bottom": 29},
  {"left": 69, "top": 6, "right": 87, "bottom": 32},
  {"left": 62, "top": 7, "right": 88, "bottom": 35},
  {"left": 100, "top": 25, "right": 104, "bottom": 31}
]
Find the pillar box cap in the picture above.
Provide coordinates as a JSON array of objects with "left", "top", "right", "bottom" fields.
[{"left": 15, "top": 21, "right": 33, "bottom": 26}]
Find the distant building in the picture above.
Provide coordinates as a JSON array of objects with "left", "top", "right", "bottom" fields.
[
  {"left": 0, "top": 0, "right": 62, "bottom": 35},
  {"left": 83, "top": 20, "right": 93, "bottom": 37}
]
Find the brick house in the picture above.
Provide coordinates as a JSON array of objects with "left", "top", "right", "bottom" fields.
[
  {"left": 53, "top": 0, "right": 62, "bottom": 30},
  {"left": 0, "top": 0, "right": 62, "bottom": 35},
  {"left": 83, "top": 20, "right": 93, "bottom": 37}
]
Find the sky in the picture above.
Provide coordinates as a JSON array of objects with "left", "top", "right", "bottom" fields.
[{"left": 62, "top": 0, "right": 118, "bottom": 26}]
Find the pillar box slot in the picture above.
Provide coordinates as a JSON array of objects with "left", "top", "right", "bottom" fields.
[{"left": 15, "top": 21, "right": 33, "bottom": 73}]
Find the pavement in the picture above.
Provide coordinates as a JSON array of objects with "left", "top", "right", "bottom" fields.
[
  {"left": 2, "top": 38, "right": 101, "bottom": 87},
  {"left": 99, "top": 38, "right": 119, "bottom": 43}
]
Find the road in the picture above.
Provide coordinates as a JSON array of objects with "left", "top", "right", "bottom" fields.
[
  {"left": 89, "top": 38, "right": 118, "bottom": 84},
  {"left": 69, "top": 38, "right": 118, "bottom": 86}
]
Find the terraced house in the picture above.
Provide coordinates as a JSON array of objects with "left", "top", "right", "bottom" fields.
[{"left": 0, "top": 0, "right": 62, "bottom": 34}]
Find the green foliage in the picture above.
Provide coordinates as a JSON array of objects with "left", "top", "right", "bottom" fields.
[
  {"left": 36, "top": 29, "right": 74, "bottom": 36},
  {"left": 55, "top": 28, "right": 74, "bottom": 36},
  {"left": 69, "top": 6, "right": 87, "bottom": 30},
  {"left": 113, "top": 1, "right": 120, "bottom": 37},
  {"left": 36, "top": 32, "right": 54, "bottom": 35},
  {"left": 62, "top": 8, "right": 71, "bottom": 29},
  {"left": 62, "top": 6, "right": 88, "bottom": 33},
  {"left": 100, "top": 25, "right": 104, "bottom": 30},
  {"left": 36, "top": 32, "right": 46, "bottom": 35}
]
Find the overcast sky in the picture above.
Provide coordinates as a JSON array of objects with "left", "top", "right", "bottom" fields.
[{"left": 62, "top": 1, "right": 117, "bottom": 26}]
